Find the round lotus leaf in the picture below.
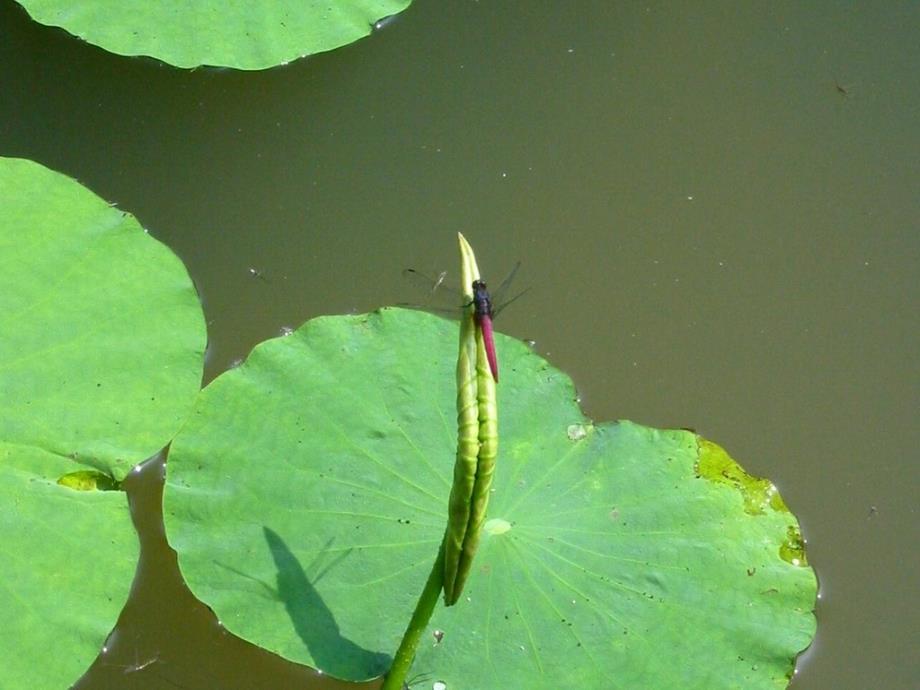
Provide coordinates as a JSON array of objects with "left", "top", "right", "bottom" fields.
[
  {"left": 0, "top": 156, "right": 206, "bottom": 687},
  {"left": 15, "top": 0, "right": 413, "bottom": 70},
  {"left": 164, "top": 307, "right": 816, "bottom": 688}
]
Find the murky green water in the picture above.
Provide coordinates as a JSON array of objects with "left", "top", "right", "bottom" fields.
[{"left": 2, "top": 1, "right": 918, "bottom": 688}]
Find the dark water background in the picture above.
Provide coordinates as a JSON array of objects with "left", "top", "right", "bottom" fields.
[{"left": 1, "top": 1, "right": 918, "bottom": 688}]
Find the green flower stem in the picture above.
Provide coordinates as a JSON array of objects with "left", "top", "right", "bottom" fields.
[
  {"left": 380, "top": 543, "right": 445, "bottom": 690},
  {"left": 450, "top": 331, "right": 498, "bottom": 597},
  {"left": 385, "top": 234, "right": 499, "bottom": 684},
  {"left": 442, "top": 305, "right": 479, "bottom": 604},
  {"left": 443, "top": 232, "right": 499, "bottom": 606}
]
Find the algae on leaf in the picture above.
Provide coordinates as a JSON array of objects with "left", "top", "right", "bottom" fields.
[
  {"left": 0, "top": 157, "right": 206, "bottom": 688},
  {"left": 164, "top": 307, "right": 816, "bottom": 689}
]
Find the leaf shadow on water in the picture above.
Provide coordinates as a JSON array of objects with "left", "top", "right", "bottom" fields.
[{"left": 262, "top": 526, "right": 392, "bottom": 681}]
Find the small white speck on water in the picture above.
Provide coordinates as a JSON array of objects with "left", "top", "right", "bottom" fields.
[{"left": 374, "top": 13, "right": 399, "bottom": 30}]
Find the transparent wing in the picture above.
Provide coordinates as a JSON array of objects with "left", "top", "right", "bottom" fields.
[{"left": 491, "top": 261, "right": 530, "bottom": 317}]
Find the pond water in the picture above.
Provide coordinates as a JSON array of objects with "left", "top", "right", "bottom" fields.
[{"left": 2, "top": 1, "right": 917, "bottom": 688}]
